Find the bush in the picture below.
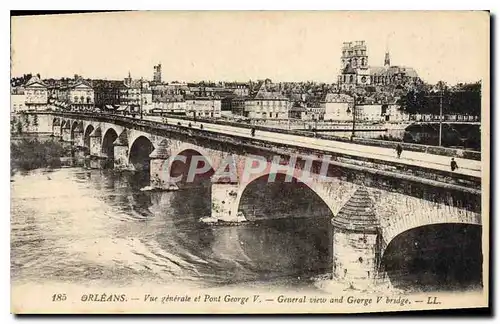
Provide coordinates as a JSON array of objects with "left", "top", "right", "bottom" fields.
[{"left": 11, "top": 138, "right": 65, "bottom": 171}]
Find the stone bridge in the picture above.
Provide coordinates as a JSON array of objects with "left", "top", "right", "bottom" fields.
[{"left": 29, "top": 112, "right": 483, "bottom": 287}]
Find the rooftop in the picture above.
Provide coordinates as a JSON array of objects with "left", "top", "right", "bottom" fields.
[{"left": 25, "top": 75, "right": 47, "bottom": 88}]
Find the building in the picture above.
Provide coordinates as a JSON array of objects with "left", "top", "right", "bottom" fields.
[
  {"left": 338, "top": 41, "right": 420, "bottom": 91},
  {"left": 185, "top": 96, "right": 222, "bottom": 118},
  {"left": 386, "top": 104, "right": 410, "bottom": 122},
  {"left": 11, "top": 87, "right": 26, "bottom": 113},
  {"left": 229, "top": 97, "right": 246, "bottom": 116},
  {"left": 152, "top": 96, "right": 186, "bottom": 115},
  {"left": 24, "top": 75, "right": 48, "bottom": 111},
  {"left": 244, "top": 90, "right": 289, "bottom": 120},
  {"left": 153, "top": 63, "right": 162, "bottom": 83},
  {"left": 92, "top": 80, "right": 124, "bottom": 110},
  {"left": 289, "top": 103, "right": 309, "bottom": 120},
  {"left": 355, "top": 104, "right": 384, "bottom": 122},
  {"left": 141, "top": 84, "right": 153, "bottom": 114},
  {"left": 121, "top": 74, "right": 142, "bottom": 113},
  {"left": 224, "top": 82, "right": 250, "bottom": 97},
  {"left": 66, "top": 80, "right": 94, "bottom": 111},
  {"left": 323, "top": 93, "right": 354, "bottom": 121},
  {"left": 306, "top": 103, "right": 326, "bottom": 121}
]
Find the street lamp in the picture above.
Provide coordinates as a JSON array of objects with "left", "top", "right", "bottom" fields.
[
  {"left": 427, "top": 84, "right": 446, "bottom": 146},
  {"left": 140, "top": 83, "right": 144, "bottom": 120},
  {"left": 351, "top": 95, "right": 357, "bottom": 140},
  {"left": 438, "top": 87, "right": 443, "bottom": 146}
]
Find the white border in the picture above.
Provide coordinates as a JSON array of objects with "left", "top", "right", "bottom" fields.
[{"left": 2, "top": 2, "right": 497, "bottom": 323}]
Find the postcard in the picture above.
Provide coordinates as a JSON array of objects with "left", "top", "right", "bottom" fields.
[{"left": 10, "top": 10, "right": 489, "bottom": 314}]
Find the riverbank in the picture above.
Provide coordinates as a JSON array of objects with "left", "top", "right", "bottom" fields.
[{"left": 11, "top": 136, "right": 69, "bottom": 172}]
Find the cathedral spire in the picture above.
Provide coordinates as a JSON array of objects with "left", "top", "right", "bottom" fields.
[
  {"left": 384, "top": 51, "right": 391, "bottom": 67},
  {"left": 384, "top": 34, "right": 391, "bottom": 67}
]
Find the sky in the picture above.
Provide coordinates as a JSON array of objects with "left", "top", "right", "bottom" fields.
[{"left": 10, "top": 11, "right": 489, "bottom": 85}]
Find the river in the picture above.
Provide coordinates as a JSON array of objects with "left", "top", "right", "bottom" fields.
[
  {"left": 11, "top": 167, "right": 334, "bottom": 292},
  {"left": 10, "top": 166, "right": 482, "bottom": 294}
]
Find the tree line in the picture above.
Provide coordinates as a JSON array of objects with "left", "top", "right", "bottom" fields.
[{"left": 397, "top": 82, "right": 481, "bottom": 116}]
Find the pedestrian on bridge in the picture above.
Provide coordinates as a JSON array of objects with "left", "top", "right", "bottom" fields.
[
  {"left": 396, "top": 143, "right": 403, "bottom": 158},
  {"left": 450, "top": 158, "right": 459, "bottom": 171}
]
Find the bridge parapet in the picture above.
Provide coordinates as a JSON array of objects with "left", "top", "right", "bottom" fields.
[
  {"left": 147, "top": 112, "right": 482, "bottom": 161},
  {"left": 35, "top": 111, "right": 481, "bottom": 193}
]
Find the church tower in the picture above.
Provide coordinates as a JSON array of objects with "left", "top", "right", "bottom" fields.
[
  {"left": 339, "top": 41, "right": 369, "bottom": 90},
  {"left": 384, "top": 52, "right": 391, "bottom": 67},
  {"left": 341, "top": 41, "right": 368, "bottom": 69}
]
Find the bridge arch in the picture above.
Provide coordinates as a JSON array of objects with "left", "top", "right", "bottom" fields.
[
  {"left": 70, "top": 120, "right": 83, "bottom": 141},
  {"left": 59, "top": 119, "right": 68, "bottom": 134},
  {"left": 101, "top": 128, "right": 119, "bottom": 168},
  {"left": 83, "top": 124, "right": 95, "bottom": 149},
  {"left": 169, "top": 145, "right": 215, "bottom": 185},
  {"left": 127, "top": 131, "right": 153, "bottom": 153},
  {"left": 380, "top": 222, "right": 482, "bottom": 291},
  {"left": 231, "top": 171, "right": 335, "bottom": 274},
  {"left": 374, "top": 191, "right": 482, "bottom": 289},
  {"left": 168, "top": 143, "right": 216, "bottom": 167},
  {"left": 51, "top": 117, "right": 61, "bottom": 134},
  {"left": 233, "top": 171, "right": 334, "bottom": 221},
  {"left": 128, "top": 135, "right": 155, "bottom": 172},
  {"left": 377, "top": 195, "right": 482, "bottom": 249}
]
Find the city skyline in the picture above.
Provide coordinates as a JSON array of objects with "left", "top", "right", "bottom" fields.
[{"left": 11, "top": 11, "right": 488, "bottom": 84}]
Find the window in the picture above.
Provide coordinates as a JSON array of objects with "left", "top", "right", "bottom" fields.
[{"left": 361, "top": 76, "right": 367, "bottom": 83}]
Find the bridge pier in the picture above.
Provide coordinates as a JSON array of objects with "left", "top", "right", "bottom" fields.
[
  {"left": 210, "top": 159, "right": 242, "bottom": 222},
  {"left": 53, "top": 124, "right": 62, "bottom": 138},
  {"left": 72, "top": 130, "right": 86, "bottom": 166},
  {"left": 88, "top": 128, "right": 104, "bottom": 169},
  {"left": 73, "top": 129, "right": 84, "bottom": 148},
  {"left": 73, "top": 147, "right": 87, "bottom": 167},
  {"left": 113, "top": 132, "right": 132, "bottom": 170},
  {"left": 114, "top": 144, "right": 131, "bottom": 170},
  {"left": 113, "top": 131, "right": 133, "bottom": 170},
  {"left": 149, "top": 147, "right": 174, "bottom": 190},
  {"left": 89, "top": 155, "right": 107, "bottom": 169},
  {"left": 211, "top": 181, "right": 241, "bottom": 222},
  {"left": 331, "top": 187, "right": 382, "bottom": 289},
  {"left": 61, "top": 124, "right": 71, "bottom": 142}
]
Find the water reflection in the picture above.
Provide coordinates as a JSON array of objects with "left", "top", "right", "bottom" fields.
[
  {"left": 11, "top": 168, "right": 334, "bottom": 288},
  {"left": 10, "top": 167, "right": 482, "bottom": 292}
]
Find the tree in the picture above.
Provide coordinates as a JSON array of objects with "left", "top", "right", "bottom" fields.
[
  {"left": 10, "top": 117, "right": 17, "bottom": 134},
  {"left": 23, "top": 113, "right": 30, "bottom": 127},
  {"left": 16, "top": 120, "right": 23, "bottom": 135}
]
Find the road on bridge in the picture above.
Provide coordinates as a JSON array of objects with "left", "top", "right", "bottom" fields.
[{"left": 144, "top": 116, "right": 481, "bottom": 179}]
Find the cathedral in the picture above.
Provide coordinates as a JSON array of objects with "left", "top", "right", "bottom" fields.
[{"left": 337, "top": 41, "right": 421, "bottom": 91}]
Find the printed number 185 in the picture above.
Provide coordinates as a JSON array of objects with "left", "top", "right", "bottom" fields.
[{"left": 52, "top": 294, "right": 67, "bottom": 302}]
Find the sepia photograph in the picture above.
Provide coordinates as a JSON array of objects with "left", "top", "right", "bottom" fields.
[{"left": 9, "top": 10, "right": 490, "bottom": 314}]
